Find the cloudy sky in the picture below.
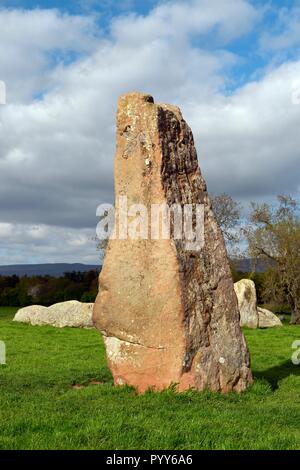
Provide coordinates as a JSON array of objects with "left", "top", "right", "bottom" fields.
[{"left": 0, "top": 0, "right": 299, "bottom": 265}]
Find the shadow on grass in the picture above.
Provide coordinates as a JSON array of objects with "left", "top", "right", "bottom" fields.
[{"left": 254, "top": 360, "right": 300, "bottom": 390}]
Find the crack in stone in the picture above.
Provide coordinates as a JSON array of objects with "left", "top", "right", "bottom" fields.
[{"left": 102, "top": 333, "right": 167, "bottom": 350}]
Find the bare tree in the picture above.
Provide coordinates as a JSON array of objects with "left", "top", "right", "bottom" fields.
[
  {"left": 245, "top": 195, "right": 300, "bottom": 324},
  {"left": 210, "top": 193, "right": 242, "bottom": 244}
]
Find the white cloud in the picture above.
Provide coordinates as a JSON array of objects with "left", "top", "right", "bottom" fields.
[
  {"left": 112, "top": 0, "right": 259, "bottom": 45},
  {"left": 0, "top": 8, "right": 99, "bottom": 103},
  {"left": 0, "top": 223, "right": 13, "bottom": 238},
  {"left": 188, "top": 60, "right": 300, "bottom": 201},
  {"left": 1, "top": 1, "right": 253, "bottom": 234},
  {"left": 0, "top": 223, "right": 98, "bottom": 264},
  {"left": 26, "top": 225, "right": 49, "bottom": 240},
  {"left": 0, "top": 1, "right": 299, "bottom": 264},
  {"left": 260, "top": 5, "right": 300, "bottom": 51}
]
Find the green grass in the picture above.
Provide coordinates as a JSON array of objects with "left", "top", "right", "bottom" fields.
[{"left": 0, "top": 306, "right": 300, "bottom": 450}]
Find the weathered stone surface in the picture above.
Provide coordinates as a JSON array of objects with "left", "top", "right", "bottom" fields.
[
  {"left": 234, "top": 279, "right": 258, "bottom": 329},
  {"left": 13, "top": 305, "right": 47, "bottom": 324},
  {"left": 257, "top": 307, "right": 282, "bottom": 328},
  {"left": 93, "top": 92, "right": 252, "bottom": 393},
  {"left": 14, "top": 301, "right": 93, "bottom": 328}
]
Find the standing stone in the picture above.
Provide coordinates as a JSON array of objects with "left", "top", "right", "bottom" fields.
[
  {"left": 234, "top": 279, "right": 258, "bottom": 329},
  {"left": 93, "top": 92, "right": 252, "bottom": 393}
]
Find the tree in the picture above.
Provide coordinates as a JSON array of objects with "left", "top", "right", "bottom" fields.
[
  {"left": 245, "top": 195, "right": 300, "bottom": 324},
  {"left": 210, "top": 193, "right": 242, "bottom": 244}
]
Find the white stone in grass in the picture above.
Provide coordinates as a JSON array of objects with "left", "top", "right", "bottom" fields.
[
  {"left": 257, "top": 307, "right": 282, "bottom": 328},
  {"left": 13, "top": 301, "right": 94, "bottom": 328}
]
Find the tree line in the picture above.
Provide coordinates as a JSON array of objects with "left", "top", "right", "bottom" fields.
[{"left": 0, "top": 270, "right": 99, "bottom": 307}]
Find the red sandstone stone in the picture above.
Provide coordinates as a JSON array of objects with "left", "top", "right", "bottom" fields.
[{"left": 93, "top": 92, "right": 252, "bottom": 393}]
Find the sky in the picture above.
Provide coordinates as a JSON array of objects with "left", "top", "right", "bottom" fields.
[{"left": 0, "top": 0, "right": 300, "bottom": 264}]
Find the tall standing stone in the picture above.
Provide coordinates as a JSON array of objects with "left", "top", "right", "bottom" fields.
[
  {"left": 234, "top": 279, "right": 258, "bottom": 329},
  {"left": 93, "top": 92, "right": 252, "bottom": 393}
]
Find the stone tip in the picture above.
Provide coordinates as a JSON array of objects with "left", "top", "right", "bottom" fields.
[
  {"left": 117, "top": 93, "right": 183, "bottom": 120},
  {"left": 157, "top": 102, "right": 182, "bottom": 118},
  {"left": 119, "top": 92, "right": 155, "bottom": 104}
]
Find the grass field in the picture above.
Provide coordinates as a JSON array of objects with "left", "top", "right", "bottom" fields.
[{"left": 0, "top": 306, "right": 300, "bottom": 450}]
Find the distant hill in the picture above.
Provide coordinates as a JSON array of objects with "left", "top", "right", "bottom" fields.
[
  {"left": 0, "top": 263, "right": 101, "bottom": 277},
  {"left": 0, "top": 259, "right": 269, "bottom": 278}
]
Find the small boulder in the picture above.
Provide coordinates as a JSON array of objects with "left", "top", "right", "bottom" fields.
[
  {"left": 14, "top": 301, "right": 93, "bottom": 328},
  {"left": 257, "top": 307, "right": 282, "bottom": 328},
  {"left": 13, "top": 305, "right": 48, "bottom": 324},
  {"left": 234, "top": 279, "right": 258, "bottom": 329}
]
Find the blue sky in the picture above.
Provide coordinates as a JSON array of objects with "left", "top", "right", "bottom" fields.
[
  {"left": 0, "top": 0, "right": 299, "bottom": 263},
  {"left": 2, "top": 0, "right": 300, "bottom": 95},
  {"left": 0, "top": 0, "right": 160, "bottom": 20},
  {"left": 1, "top": 0, "right": 299, "bottom": 92}
]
